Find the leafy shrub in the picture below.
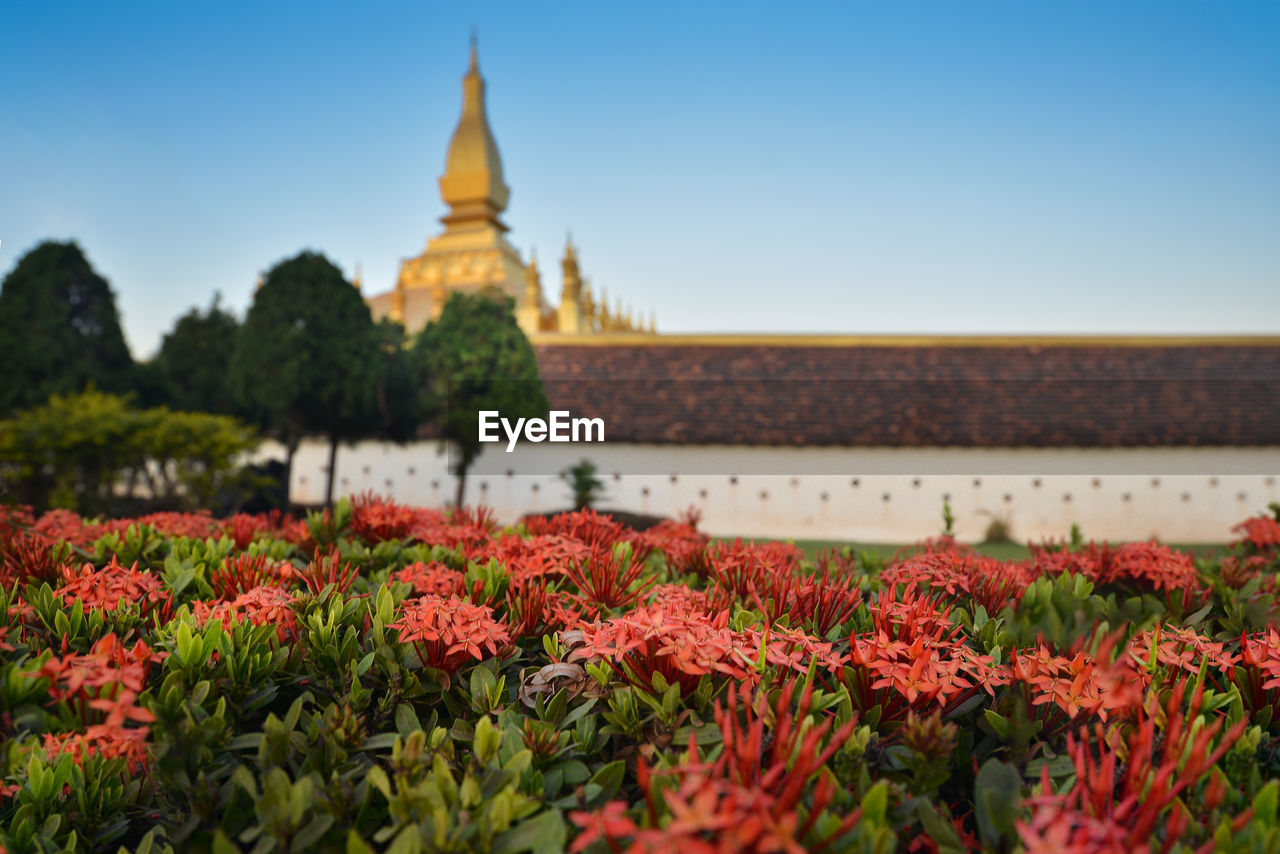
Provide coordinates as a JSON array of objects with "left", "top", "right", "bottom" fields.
[
  {"left": 0, "top": 390, "right": 257, "bottom": 515},
  {"left": 0, "top": 495, "right": 1277, "bottom": 852}
]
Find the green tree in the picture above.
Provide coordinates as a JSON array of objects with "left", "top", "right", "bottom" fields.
[
  {"left": 150, "top": 294, "right": 240, "bottom": 413},
  {"left": 227, "top": 251, "right": 380, "bottom": 507},
  {"left": 372, "top": 318, "right": 423, "bottom": 443},
  {"left": 415, "top": 290, "right": 548, "bottom": 508},
  {"left": 0, "top": 240, "right": 135, "bottom": 414}
]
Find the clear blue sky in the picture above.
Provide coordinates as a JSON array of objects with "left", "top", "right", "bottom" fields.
[{"left": 2, "top": 1, "right": 1278, "bottom": 357}]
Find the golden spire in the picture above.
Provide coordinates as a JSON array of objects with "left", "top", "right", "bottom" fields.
[
  {"left": 525, "top": 251, "right": 542, "bottom": 301},
  {"left": 649, "top": 311, "right": 657, "bottom": 334},
  {"left": 581, "top": 278, "right": 595, "bottom": 329},
  {"left": 255, "top": 271, "right": 264, "bottom": 291},
  {"left": 438, "top": 38, "right": 510, "bottom": 232},
  {"left": 560, "top": 235, "right": 581, "bottom": 301},
  {"left": 352, "top": 263, "right": 363, "bottom": 290}
]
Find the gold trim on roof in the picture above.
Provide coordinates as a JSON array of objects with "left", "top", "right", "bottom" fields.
[{"left": 528, "top": 332, "right": 1280, "bottom": 348}]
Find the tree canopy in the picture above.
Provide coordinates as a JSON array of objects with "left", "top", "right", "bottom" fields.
[
  {"left": 0, "top": 240, "right": 135, "bottom": 414},
  {"left": 227, "top": 251, "right": 381, "bottom": 504},
  {"left": 150, "top": 294, "right": 240, "bottom": 414},
  {"left": 414, "top": 289, "right": 548, "bottom": 507}
]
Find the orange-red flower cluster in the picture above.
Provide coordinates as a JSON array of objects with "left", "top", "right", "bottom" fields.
[
  {"left": 570, "top": 604, "right": 840, "bottom": 697},
  {"left": 220, "top": 510, "right": 306, "bottom": 549},
  {"left": 881, "top": 552, "right": 1032, "bottom": 613},
  {"left": 299, "top": 548, "right": 358, "bottom": 596},
  {"left": 572, "top": 678, "right": 861, "bottom": 853},
  {"left": 58, "top": 557, "right": 171, "bottom": 617},
  {"left": 391, "top": 594, "right": 510, "bottom": 674},
  {"left": 393, "top": 561, "right": 465, "bottom": 597},
  {"left": 1127, "top": 624, "right": 1237, "bottom": 677},
  {"left": 1007, "top": 645, "right": 1141, "bottom": 725},
  {"left": 1234, "top": 515, "right": 1280, "bottom": 551},
  {"left": 1018, "top": 680, "right": 1245, "bottom": 854},
  {"left": 191, "top": 585, "right": 299, "bottom": 643},
  {"left": 31, "top": 634, "right": 157, "bottom": 774},
  {"left": 848, "top": 631, "right": 1002, "bottom": 722},
  {"left": 1031, "top": 541, "right": 1200, "bottom": 594},
  {"left": 210, "top": 553, "right": 294, "bottom": 599}
]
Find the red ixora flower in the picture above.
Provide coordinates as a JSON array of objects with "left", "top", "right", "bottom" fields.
[
  {"left": 1233, "top": 515, "right": 1280, "bottom": 551},
  {"left": 882, "top": 553, "right": 1031, "bottom": 614},
  {"left": 1033, "top": 541, "right": 1200, "bottom": 594},
  {"left": 391, "top": 594, "right": 510, "bottom": 674},
  {"left": 29, "top": 633, "right": 157, "bottom": 774},
  {"left": 564, "top": 546, "right": 654, "bottom": 616},
  {"left": 210, "top": 552, "right": 294, "bottom": 600},
  {"left": 466, "top": 533, "right": 591, "bottom": 581},
  {"left": 350, "top": 492, "right": 433, "bottom": 544},
  {"left": 1017, "top": 679, "right": 1245, "bottom": 854},
  {"left": 572, "top": 678, "right": 863, "bottom": 853},
  {"left": 191, "top": 585, "right": 299, "bottom": 643},
  {"left": 393, "top": 561, "right": 465, "bottom": 597},
  {"left": 524, "top": 508, "right": 635, "bottom": 552},
  {"left": 1126, "top": 624, "right": 1238, "bottom": 680},
  {"left": 1006, "top": 640, "right": 1143, "bottom": 732},
  {"left": 43, "top": 727, "right": 150, "bottom": 776},
  {"left": 298, "top": 548, "right": 359, "bottom": 596},
  {"left": 0, "top": 530, "right": 65, "bottom": 586},
  {"left": 58, "top": 557, "right": 171, "bottom": 617}
]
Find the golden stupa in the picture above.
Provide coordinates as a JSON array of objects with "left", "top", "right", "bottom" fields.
[{"left": 365, "top": 41, "right": 653, "bottom": 338}]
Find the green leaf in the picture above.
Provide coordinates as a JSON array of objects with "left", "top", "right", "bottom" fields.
[
  {"left": 346, "top": 830, "right": 377, "bottom": 854},
  {"left": 492, "top": 809, "right": 567, "bottom": 854},
  {"left": 861, "top": 781, "right": 889, "bottom": 826},
  {"left": 212, "top": 830, "right": 241, "bottom": 854},
  {"left": 364, "top": 733, "right": 400, "bottom": 750},
  {"left": 974, "top": 758, "right": 1021, "bottom": 848},
  {"left": 226, "top": 733, "right": 263, "bottom": 751},
  {"left": 586, "top": 761, "right": 626, "bottom": 804},
  {"left": 917, "top": 803, "right": 967, "bottom": 854},
  {"left": 291, "top": 814, "right": 334, "bottom": 851},
  {"left": 395, "top": 703, "right": 421, "bottom": 735}
]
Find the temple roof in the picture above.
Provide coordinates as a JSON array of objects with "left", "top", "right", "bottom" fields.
[{"left": 532, "top": 336, "right": 1280, "bottom": 446}]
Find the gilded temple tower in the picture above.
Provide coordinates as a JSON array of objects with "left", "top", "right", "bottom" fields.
[
  {"left": 392, "top": 41, "right": 530, "bottom": 329},
  {"left": 366, "top": 41, "right": 655, "bottom": 336}
]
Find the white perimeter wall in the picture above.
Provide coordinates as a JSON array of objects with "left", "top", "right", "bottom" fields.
[{"left": 269, "top": 441, "right": 1280, "bottom": 544}]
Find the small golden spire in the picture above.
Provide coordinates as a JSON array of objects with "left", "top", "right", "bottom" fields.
[
  {"left": 525, "top": 251, "right": 542, "bottom": 299},
  {"left": 255, "top": 271, "right": 265, "bottom": 291},
  {"left": 649, "top": 311, "right": 657, "bottom": 334},
  {"left": 560, "top": 237, "right": 581, "bottom": 299},
  {"left": 439, "top": 39, "right": 509, "bottom": 230},
  {"left": 352, "top": 263, "right": 363, "bottom": 290},
  {"left": 581, "top": 277, "right": 595, "bottom": 325}
]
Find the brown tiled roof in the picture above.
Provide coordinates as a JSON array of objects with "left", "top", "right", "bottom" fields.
[{"left": 533, "top": 337, "right": 1280, "bottom": 447}]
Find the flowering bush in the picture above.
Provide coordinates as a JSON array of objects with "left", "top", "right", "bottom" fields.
[{"left": 1, "top": 496, "right": 1279, "bottom": 853}]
